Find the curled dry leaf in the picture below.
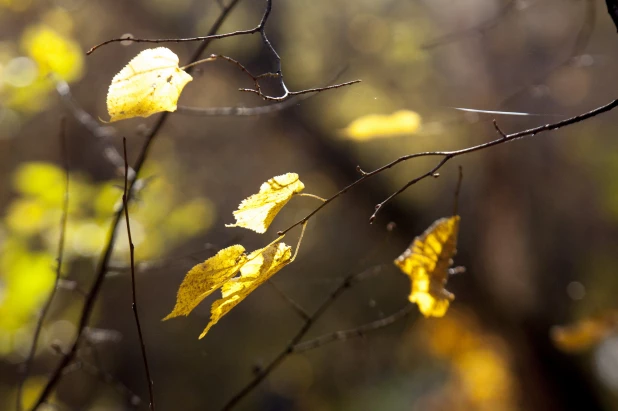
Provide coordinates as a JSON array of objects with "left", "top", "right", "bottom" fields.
[
  {"left": 106, "top": 47, "right": 192, "bottom": 122},
  {"left": 199, "top": 242, "right": 292, "bottom": 338},
  {"left": 226, "top": 173, "right": 305, "bottom": 233},
  {"left": 394, "top": 216, "right": 460, "bottom": 317}
]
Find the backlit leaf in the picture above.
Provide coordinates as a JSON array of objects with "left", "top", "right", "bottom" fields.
[
  {"left": 226, "top": 173, "right": 305, "bottom": 233},
  {"left": 199, "top": 242, "right": 292, "bottom": 338},
  {"left": 342, "top": 110, "right": 421, "bottom": 140},
  {"left": 163, "top": 245, "right": 247, "bottom": 320},
  {"left": 106, "top": 47, "right": 192, "bottom": 122},
  {"left": 394, "top": 216, "right": 460, "bottom": 317}
]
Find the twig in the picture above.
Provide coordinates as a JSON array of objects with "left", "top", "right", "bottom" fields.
[
  {"left": 421, "top": 0, "right": 517, "bottom": 49},
  {"left": 53, "top": 78, "right": 129, "bottom": 177},
  {"left": 176, "top": 66, "right": 353, "bottom": 116},
  {"left": 220, "top": 264, "right": 384, "bottom": 411},
  {"left": 267, "top": 281, "right": 310, "bottom": 321},
  {"left": 17, "top": 118, "right": 69, "bottom": 411},
  {"left": 452, "top": 166, "right": 463, "bottom": 217},
  {"left": 29, "top": 2, "right": 244, "bottom": 409},
  {"left": 278, "top": 98, "right": 618, "bottom": 235},
  {"left": 292, "top": 304, "right": 416, "bottom": 353},
  {"left": 122, "top": 138, "right": 155, "bottom": 410},
  {"left": 89, "top": 1, "right": 360, "bottom": 102},
  {"left": 499, "top": 0, "right": 596, "bottom": 106}
]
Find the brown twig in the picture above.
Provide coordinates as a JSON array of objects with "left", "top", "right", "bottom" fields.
[
  {"left": 292, "top": 304, "right": 416, "bottom": 353},
  {"left": 89, "top": 1, "right": 359, "bottom": 102},
  {"left": 122, "top": 138, "right": 155, "bottom": 410},
  {"left": 278, "top": 98, "right": 618, "bottom": 235},
  {"left": 29, "top": 2, "right": 244, "bottom": 409},
  {"left": 421, "top": 0, "right": 517, "bottom": 50},
  {"left": 176, "top": 66, "right": 354, "bottom": 116},
  {"left": 17, "top": 118, "right": 69, "bottom": 411},
  {"left": 220, "top": 264, "right": 384, "bottom": 411}
]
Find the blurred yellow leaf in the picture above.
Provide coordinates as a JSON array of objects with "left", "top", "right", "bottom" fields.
[
  {"left": 342, "top": 110, "right": 421, "bottom": 140},
  {"left": 107, "top": 47, "right": 192, "bottom": 122},
  {"left": 551, "top": 312, "right": 618, "bottom": 353},
  {"left": 22, "top": 24, "right": 83, "bottom": 82},
  {"left": 13, "top": 162, "right": 64, "bottom": 205},
  {"left": 163, "top": 245, "right": 247, "bottom": 320},
  {"left": 226, "top": 173, "right": 305, "bottom": 233},
  {"left": 395, "top": 216, "right": 460, "bottom": 317},
  {"left": 199, "top": 242, "right": 292, "bottom": 338}
]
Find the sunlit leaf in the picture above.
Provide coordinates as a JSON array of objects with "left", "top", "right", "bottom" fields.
[
  {"left": 226, "top": 173, "right": 305, "bottom": 233},
  {"left": 551, "top": 312, "right": 618, "bottom": 353},
  {"left": 106, "top": 47, "right": 192, "bottom": 122},
  {"left": 199, "top": 242, "right": 292, "bottom": 338},
  {"left": 163, "top": 245, "right": 247, "bottom": 320},
  {"left": 394, "top": 216, "right": 460, "bottom": 317},
  {"left": 342, "top": 110, "right": 421, "bottom": 140}
]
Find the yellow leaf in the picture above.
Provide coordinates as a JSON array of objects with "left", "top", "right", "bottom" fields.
[
  {"left": 200, "top": 242, "right": 292, "bottom": 338},
  {"left": 106, "top": 47, "right": 192, "bottom": 122},
  {"left": 342, "top": 110, "right": 421, "bottom": 140},
  {"left": 551, "top": 312, "right": 618, "bottom": 353},
  {"left": 22, "top": 24, "right": 84, "bottom": 82},
  {"left": 163, "top": 245, "right": 247, "bottom": 320},
  {"left": 394, "top": 216, "right": 460, "bottom": 317},
  {"left": 226, "top": 173, "right": 305, "bottom": 233}
]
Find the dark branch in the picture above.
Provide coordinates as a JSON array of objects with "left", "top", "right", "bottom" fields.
[
  {"left": 29, "top": 2, "right": 244, "bottom": 409},
  {"left": 122, "top": 138, "right": 155, "bottom": 410},
  {"left": 292, "top": 304, "right": 415, "bottom": 353},
  {"left": 279, "top": 98, "right": 618, "bottom": 235},
  {"left": 17, "top": 118, "right": 69, "bottom": 411},
  {"left": 220, "top": 264, "right": 384, "bottom": 411}
]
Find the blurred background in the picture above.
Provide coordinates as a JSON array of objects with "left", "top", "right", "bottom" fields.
[{"left": 2, "top": 0, "right": 618, "bottom": 409}]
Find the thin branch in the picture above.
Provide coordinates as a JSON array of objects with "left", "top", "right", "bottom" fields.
[
  {"left": 452, "top": 165, "right": 463, "bottom": 217},
  {"left": 53, "top": 78, "right": 129, "bottom": 177},
  {"left": 422, "top": 0, "right": 516, "bottom": 49},
  {"left": 122, "top": 138, "right": 155, "bottom": 410},
  {"left": 220, "top": 264, "right": 384, "bottom": 411},
  {"left": 267, "top": 281, "right": 310, "bottom": 321},
  {"left": 292, "top": 304, "right": 416, "bottom": 353},
  {"left": 499, "top": 0, "right": 596, "bottom": 106},
  {"left": 176, "top": 66, "right": 353, "bottom": 117},
  {"left": 87, "top": 28, "right": 260, "bottom": 55},
  {"left": 17, "top": 118, "right": 69, "bottom": 411},
  {"left": 89, "top": 1, "right": 359, "bottom": 102},
  {"left": 29, "top": 2, "right": 244, "bottom": 409},
  {"left": 278, "top": 98, "right": 618, "bottom": 235}
]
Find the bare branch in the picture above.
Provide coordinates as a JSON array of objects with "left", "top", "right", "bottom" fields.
[
  {"left": 17, "top": 118, "right": 69, "bottom": 411},
  {"left": 279, "top": 98, "right": 618, "bottom": 235},
  {"left": 220, "top": 264, "right": 384, "bottom": 411},
  {"left": 122, "top": 138, "right": 155, "bottom": 410},
  {"left": 29, "top": 2, "right": 244, "bottom": 408},
  {"left": 292, "top": 304, "right": 415, "bottom": 353}
]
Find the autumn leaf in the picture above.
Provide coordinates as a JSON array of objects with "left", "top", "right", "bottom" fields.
[
  {"left": 342, "top": 110, "right": 421, "bottom": 140},
  {"left": 394, "top": 216, "right": 460, "bottom": 317},
  {"left": 106, "top": 47, "right": 192, "bottom": 122},
  {"left": 226, "top": 173, "right": 305, "bottom": 233},
  {"left": 551, "top": 312, "right": 618, "bottom": 352},
  {"left": 163, "top": 245, "right": 247, "bottom": 320},
  {"left": 199, "top": 242, "right": 292, "bottom": 338}
]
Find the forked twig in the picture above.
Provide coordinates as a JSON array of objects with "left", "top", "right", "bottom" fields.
[
  {"left": 278, "top": 98, "right": 618, "bottom": 236},
  {"left": 29, "top": 2, "right": 244, "bottom": 408}
]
